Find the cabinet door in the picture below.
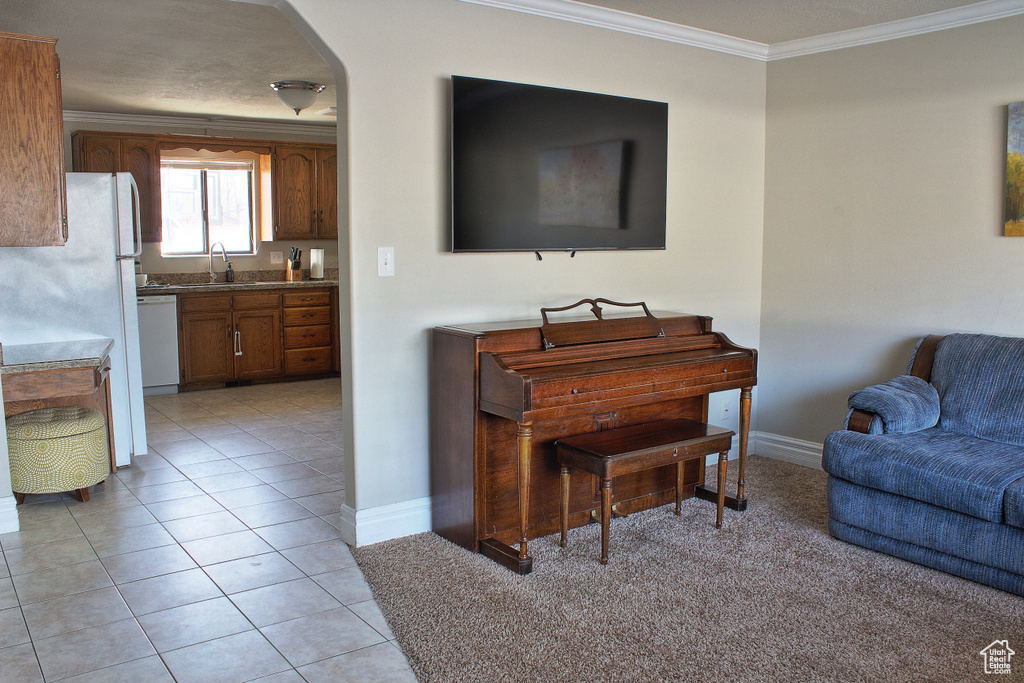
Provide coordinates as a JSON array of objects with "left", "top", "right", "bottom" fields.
[
  {"left": 180, "top": 312, "right": 234, "bottom": 384},
  {"left": 0, "top": 33, "right": 66, "bottom": 246},
  {"left": 316, "top": 148, "right": 338, "bottom": 239},
  {"left": 273, "top": 146, "right": 317, "bottom": 240},
  {"left": 234, "top": 309, "right": 281, "bottom": 379},
  {"left": 75, "top": 134, "right": 120, "bottom": 173},
  {"left": 121, "top": 139, "right": 162, "bottom": 243}
]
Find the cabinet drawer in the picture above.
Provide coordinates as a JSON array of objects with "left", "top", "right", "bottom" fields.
[
  {"left": 283, "top": 290, "right": 330, "bottom": 307},
  {"left": 179, "top": 294, "right": 231, "bottom": 313},
  {"left": 233, "top": 293, "right": 281, "bottom": 310},
  {"left": 284, "top": 306, "right": 330, "bottom": 326},
  {"left": 285, "top": 346, "right": 332, "bottom": 375},
  {"left": 284, "top": 324, "right": 331, "bottom": 349}
]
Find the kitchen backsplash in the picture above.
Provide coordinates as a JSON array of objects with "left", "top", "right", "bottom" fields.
[{"left": 145, "top": 268, "right": 340, "bottom": 286}]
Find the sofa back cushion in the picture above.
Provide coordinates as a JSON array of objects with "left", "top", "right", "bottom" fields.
[{"left": 930, "top": 334, "right": 1024, "bottom": 446}]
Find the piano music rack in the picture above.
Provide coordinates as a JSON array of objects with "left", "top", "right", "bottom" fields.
[{"left": 540, "top": 298, "right": 664, "bottom": 349}]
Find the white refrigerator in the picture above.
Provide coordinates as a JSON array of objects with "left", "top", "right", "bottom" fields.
[{"left": 0, "top": 172, "right": 147, "bottom": 466}]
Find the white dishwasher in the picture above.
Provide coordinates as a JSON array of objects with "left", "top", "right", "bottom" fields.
[{"left": 137, "top": 294, "right": 179, "bottom": 395}]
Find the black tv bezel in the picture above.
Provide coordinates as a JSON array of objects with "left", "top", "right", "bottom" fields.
[{"left": 449, "top": 75, "right": 668, "bottom": 254}]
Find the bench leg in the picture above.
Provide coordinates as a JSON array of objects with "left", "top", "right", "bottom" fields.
[
  {"left": 560, "top": 467, "right": 570, "bottom": 548},
  {"left": 600, "top": 477, "right": 612, "bottom": 564},
  {"left": 14, "top": 492, "right": 25, "bottom": 505},
  {"left": 75, "top": 488, "right": 91, "bottom": 503},
  {"left": 674, "top": 461, "right": 683, "bottom": 515},
  {"left": 716, "top": 450, "right": 728, "bottom": 528}
]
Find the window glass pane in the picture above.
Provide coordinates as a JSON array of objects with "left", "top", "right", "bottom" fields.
[
  {"left": 160, "top": 167, "right": 205, "bottom": 254},
  {"left": 206, "top": 169, "right": 253, "bottom": 253}
]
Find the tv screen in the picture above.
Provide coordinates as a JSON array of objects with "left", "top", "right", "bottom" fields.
[{"left": 451, "top": 76, "right": 668, "bottom": 253}]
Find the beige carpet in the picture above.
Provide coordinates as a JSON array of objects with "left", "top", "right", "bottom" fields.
[{"left": 354, "top": 456, "right": 1024, "bottom": 682}]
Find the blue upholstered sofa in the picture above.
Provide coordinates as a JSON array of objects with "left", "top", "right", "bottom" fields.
[{"left": 822, "top": 333, "right": 1024, "bottom": 596}]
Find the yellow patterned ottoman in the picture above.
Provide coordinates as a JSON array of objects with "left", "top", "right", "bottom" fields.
[{"left": 6, "top": 407, "right": 110, "bottom": 504}]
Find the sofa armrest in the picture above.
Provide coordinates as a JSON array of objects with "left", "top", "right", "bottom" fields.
[
  {"left": 846, "top": 409, "right": 878, "bottom": 433},
  {"left": 846, "top": 375, "right": 940, "bottom": 434}
]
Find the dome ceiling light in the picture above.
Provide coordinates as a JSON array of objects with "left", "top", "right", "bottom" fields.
[{"left": 270, "top": 80, "right": 326, "bottom": 115}]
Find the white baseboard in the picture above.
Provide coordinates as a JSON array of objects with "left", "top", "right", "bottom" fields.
[
  {"left": 0, "top": 495, "right": 19, "bottom": 534},
  {"left": 752, "top": 431, "right": 823, "bottom": 469},
  {"left": 338, "top": 496, "right": 432, "bottom": 547}
]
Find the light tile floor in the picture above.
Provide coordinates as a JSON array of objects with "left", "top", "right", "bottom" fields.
[{"left": 0, "top": 378, "right": 418, "bottom": 682}]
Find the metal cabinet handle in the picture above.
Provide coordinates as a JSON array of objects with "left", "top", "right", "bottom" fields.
[{"left": 234, "top": 330, "right": 243, "bottom": 356}]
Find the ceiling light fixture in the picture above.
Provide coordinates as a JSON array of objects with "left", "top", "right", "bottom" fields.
[{"left": 270, "top": 80, "right": 326, "bottom": 115}]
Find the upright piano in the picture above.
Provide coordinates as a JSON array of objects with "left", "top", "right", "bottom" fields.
[{"left": 430, "top": 299, "right": 757, "bottom": 573}]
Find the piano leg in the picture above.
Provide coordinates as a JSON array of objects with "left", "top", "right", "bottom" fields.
[
  {"left": 694, "top": 385, "right": 751, "bottom": 512},
  {"left": 736, "top": 386, "right": 751, "bottom": 509},
  {"left": 517, "top": 420, "right": 532, "bottom": 561},
  {"left": 560, "top": 466, "right": 570, "bottom": 548}
]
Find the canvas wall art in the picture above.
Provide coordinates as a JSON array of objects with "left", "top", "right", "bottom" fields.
[{"left": 1006, "top": 101, "right": 1024, "bottom": 236}]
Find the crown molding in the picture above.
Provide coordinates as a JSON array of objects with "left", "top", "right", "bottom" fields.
[
  {"left": 459, "top": 0, "right": 1024, "bottom": 62},
  {"left": 457, "top": 0, "right": 769, "bottom": 60},
  {"left": 62, "top": 110, "right": 337, "bottom": 139},
  {"left": 767, "top": 0, "right": 1024, "bottom": 60}
]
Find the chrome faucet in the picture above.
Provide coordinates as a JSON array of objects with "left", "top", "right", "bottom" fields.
[{"left": 209, "top": 242, "right": 228, "bottom": 282}]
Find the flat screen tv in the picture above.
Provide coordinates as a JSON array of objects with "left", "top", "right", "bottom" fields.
[{"left": 451, "top": 76, "right": 668, "bottom": 253}]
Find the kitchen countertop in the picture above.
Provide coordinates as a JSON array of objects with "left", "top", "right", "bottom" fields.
[
  {"left": 138, "top": 280, "right": 338, "bottom": 295},
  {"left": 0, "top": 336, "right": 114, "bottom": 375}
]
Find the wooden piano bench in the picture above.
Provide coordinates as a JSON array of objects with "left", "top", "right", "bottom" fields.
[{"left": 555, "top": 418, "right": 735, "bottom": 565}]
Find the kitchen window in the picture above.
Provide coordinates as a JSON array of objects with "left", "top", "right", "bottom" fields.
[{"left": 159, "top": 150, "right": 269, "bottom": 256}]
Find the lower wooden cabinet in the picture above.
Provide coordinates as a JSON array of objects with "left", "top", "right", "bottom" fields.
[
  {"left": 283, "top": 290, "right": 334, "bottom": 375},
  {"left": 178, "top": 287, "right": 336, "bottom": 390}
]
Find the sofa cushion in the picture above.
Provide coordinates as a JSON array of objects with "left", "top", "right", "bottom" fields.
[
  {"left": 847, "top": 375, "right": 939, "bottom": 434},
  {"left": 931, "top": 334, "right": 1024, "bottom": 447},
  {"left": 1006, "top": 478, "right": 1024, "bottom": 530},
  {"left": 822, "top": 427, "right": 1024, "bottom": 523},
  {"left": 828, "top": 477, "right": 1024, "bottom": 582}
]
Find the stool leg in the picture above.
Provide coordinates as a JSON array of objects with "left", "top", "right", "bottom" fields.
[
  {"left": 600, "top": 477, "right": 612, "bottom": 565},
  {"left": 559, "top": 467, "right": 570, "bottom": 548},
  {"left": 674, "top": 461, "right": 683, "bottom": 515},
  {"left": 716, "top": 451, "right": 728, "bottom": 528},
  {"left": 14, "top": 492, "right": 25, "bottom": 506},
  {"left": 75, "top": 488, "right": 91, "bottom": 503}
]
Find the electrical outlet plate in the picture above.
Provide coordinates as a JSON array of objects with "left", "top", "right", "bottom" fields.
[{"left": 270, "top": 251, "right": 284, "bottom": 264}]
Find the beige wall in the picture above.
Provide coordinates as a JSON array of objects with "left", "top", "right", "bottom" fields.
[
  {"left": 760, "top": 16, "right": 1024, "bottom": 444},
  {"left": 285, "top": 0, "right": 768, "bottom": 511}
]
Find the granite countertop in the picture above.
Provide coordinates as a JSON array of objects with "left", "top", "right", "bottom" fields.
[
  {"left": 0, "top": 336, "right": 114, "bottom": 375},
  {"left": 138, "top": 279, "right": 339, "bottom": 295}
]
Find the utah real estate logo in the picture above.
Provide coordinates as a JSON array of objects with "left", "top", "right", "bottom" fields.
[{"left": 980, "top": 640, "right": 1015, "bottom": 675}]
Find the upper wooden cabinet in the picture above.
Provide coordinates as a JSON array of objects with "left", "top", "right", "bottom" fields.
[
  {"left": 72, "top": 132, "right": 162, "bottom": 243},
  {"left": 0, "top": 32, "right": 67, "bottom": 247},
  {"left": 71, "top": 131, "right": 337, "bottom": 245},
  {"left": 274, "top": 144, "right": 337, "bottom": 241}
]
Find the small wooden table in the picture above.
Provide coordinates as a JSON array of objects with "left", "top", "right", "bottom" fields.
[{"left": 555, "top": 418, "right": 735, "bottom": 564}]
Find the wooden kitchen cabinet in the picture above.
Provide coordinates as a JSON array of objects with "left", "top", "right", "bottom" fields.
[
  {"left": 0, "top": 32, "right": 67, "bottom": 247},
  {"left": 178, "top": 292, "right": 282, "bottom": 388},
  {"left": 71, "top": 132, "right": 162, "bottom": 243},
  {"left": 282, "top": 289, "right": 335, "bottom": 375},
  {"left": 273, "top": 144, "right": 337, "bottom": 240}
]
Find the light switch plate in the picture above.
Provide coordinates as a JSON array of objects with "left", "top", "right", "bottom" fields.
[
  {"left": 270, "top": 251, "right": 284, "bottom": 265},
  {"left": 378, "top": 247, "right": 395, "bottom": 277}
]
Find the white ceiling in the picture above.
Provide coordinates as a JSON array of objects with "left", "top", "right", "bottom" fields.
[
  {"left": 575, "top": 0, "right": 987, "bottom": 44},
  {"left": 0, "top": 0, "right": 1012, "bottom": 125},
  {"left": 1, "top": 0, "right": 336, "bottom": 127}
]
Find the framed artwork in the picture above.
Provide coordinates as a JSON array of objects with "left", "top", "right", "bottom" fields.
[{"left": 1006, "top": 101, "right": 1024, "bottom": 236}]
